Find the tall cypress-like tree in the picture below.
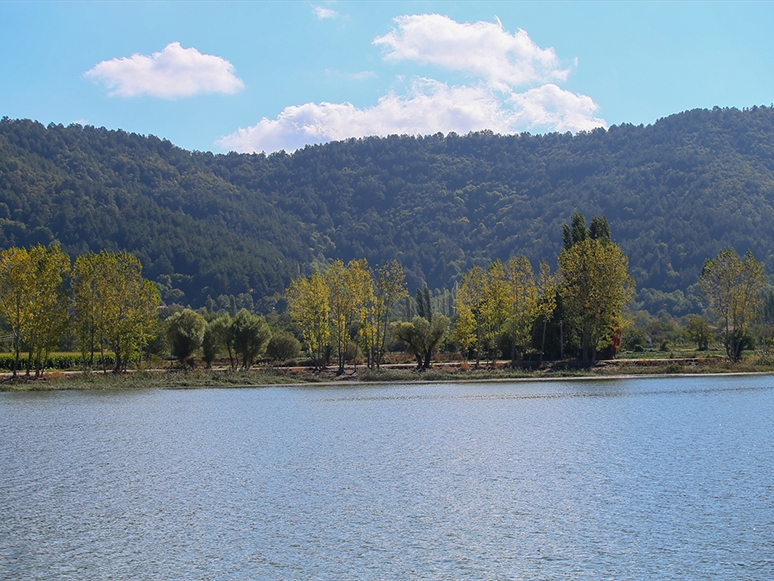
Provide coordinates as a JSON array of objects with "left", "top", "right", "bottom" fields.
[{"left": 558, "top": 221, "right": 634, "bottom": 363}]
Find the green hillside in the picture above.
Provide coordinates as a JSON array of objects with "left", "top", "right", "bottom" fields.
[{"left": 2, "top": 106, "right": 774, "bottom": 312}]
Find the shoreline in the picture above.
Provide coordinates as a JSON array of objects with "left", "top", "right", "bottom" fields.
[{"left": 3, "top": 359, "right": 774, "bottom": 392}]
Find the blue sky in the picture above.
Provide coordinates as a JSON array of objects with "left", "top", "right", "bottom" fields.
[{"left": 1, "top": 1, "right": 773, "bottom": 153}]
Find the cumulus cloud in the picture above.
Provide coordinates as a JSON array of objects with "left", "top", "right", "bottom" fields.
[
  {"left": 509, "top": 84, "right": 605, "bottom": 133},
  {"left": 217, "top": 78, "right": 605, "bottom": 153},
  {"left": 312, "top": 5, "right": 338, "bottom": 19},
  {"left": 374, "top": 14, "right": 569, "bottom": 89},
  {"left": 218, "top": 15, "right": 605, "bottom": 152},
  {"left": 85, "top": 42, "right": 244, "bottom": 99}
]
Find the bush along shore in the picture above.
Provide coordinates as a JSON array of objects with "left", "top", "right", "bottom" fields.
[{"left": 4, "top": 355, "right": 774, "bottom": 391}]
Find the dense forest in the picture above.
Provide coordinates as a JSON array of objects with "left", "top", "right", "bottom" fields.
[{"left": 2, "top": 106, "right": 774, "bottom": 314}]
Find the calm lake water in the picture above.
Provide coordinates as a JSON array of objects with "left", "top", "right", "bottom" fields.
[{"left": 1, "top": 375, "right": 773, "bottom": 580}]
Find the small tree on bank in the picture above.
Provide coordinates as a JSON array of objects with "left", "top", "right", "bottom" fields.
[
  {"left": 166, "top": 309, "right": 207, "bottom": 365},
  {"left": 391, "top": 315, "right": 450, "bottom": 370},
  {"left": 232, "top": 309, "right": 272, "bottom": 369},
  {"left": 266, "top": 331, "right": 301, "bottom": 363},
  {"left": 684, "top": 315, "right": 712, "bottom": 350},
  {"left": 700, "top": 248, "right": 766, "bottom": 361}
]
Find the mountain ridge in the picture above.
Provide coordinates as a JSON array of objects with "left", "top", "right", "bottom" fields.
[{"left": 2, "top": 106, "right": 773, "bottom": 312}]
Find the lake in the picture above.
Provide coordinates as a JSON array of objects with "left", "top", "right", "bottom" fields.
[{"left": 1, "top": 375, "right": 773, "bottom": 580}]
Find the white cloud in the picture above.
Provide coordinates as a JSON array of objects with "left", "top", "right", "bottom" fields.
[
  {"left": 217, "top": 79, "right": 605, "bottom": 153},
  {"left": 374, "top": 14, "right": 569, "bottom": 89},
  {"left": 85, "top": 42, "right": 244, "bottom": 99},
  {"left": 510, "top": 84, "right": 605, "bottom": 133},
  {"left": 312, "top": 5, "right": 338, "bottom": 19},
  {"left": 218, "top": 14, "right": 605, "bottom": 152}
]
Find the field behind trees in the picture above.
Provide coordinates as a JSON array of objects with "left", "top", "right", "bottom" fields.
[{"left": 2, "top": 106, "right": 774, "bottom": 314}]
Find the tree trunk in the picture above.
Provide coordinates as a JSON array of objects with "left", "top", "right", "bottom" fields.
[
  {"left": 510, "top": 322, "right": 517, "bottom": 368},
  {"left": 114, "top": 337, "right": 122, "bottom": 374},
  {"left": 581, "top": 323, "right": 590, "bottom": 364},
  {"left": 475, "top": 322, "right": 481, "bottom": 369},
  {"left": 423, "top": 349, "right": 432, "bottom": 370},
  {"left": 12, "top": 332, "right": 19, "bottom": 378}
]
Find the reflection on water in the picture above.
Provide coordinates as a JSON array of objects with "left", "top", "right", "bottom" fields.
[{"left": 2, "top": 376, "right": 774, "bottom": 580}]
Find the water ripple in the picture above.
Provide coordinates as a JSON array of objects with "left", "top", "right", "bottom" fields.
[{"left": 2, "top": 375, "right": 774, "bottom": 580}]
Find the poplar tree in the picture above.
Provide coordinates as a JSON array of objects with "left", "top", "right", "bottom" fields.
[
  {"left": 0, "top": 245, "right": 69, "bottom": 377},
  {"left": 455, "top": 265, "right": 488, "bottom": 367},
  {"left": 104, "top": 253, "right": 160, "bottom": 373},
  {"left": 481, "top": 261, "right": 509, "bottom": 365},
  {"left": 26, "top": 245, "right": 70, "bottom": 376},
  {"left": 503, "top": 255, "right": 539, "bottom": 366},
  {"left": 72, "top": 252, "right": 109, "bottom": 369},
  {"left": 373, "top": 260, "right": 407, "bottom": 369},
  {"left": 0, "top": 247, "right": 33, "bottom": 377},
  {"left": 326, "top": 260, "right": 356, "bottom": 374},
  {"left": 559, "top": 237, "right": 634, "bottom": 363},
  {"left": 535, "top": 260, "right": 558, "bottom": 361},
  {"left": 349, "top": 259, "right": 377, "bottom": 368},
  {"left": 72, "top": 251, "right": 159, "bottom": 373},
  {"left": 286, "top": 271, "right": 330, "bottom": 369}
]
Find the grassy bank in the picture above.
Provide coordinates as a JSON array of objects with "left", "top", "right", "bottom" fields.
[
  {"left": 0, "top": 368, "right": 325, "bottom": 391},
  {"left": 4, "top": 355, "right": 774, "bottom": 392}
]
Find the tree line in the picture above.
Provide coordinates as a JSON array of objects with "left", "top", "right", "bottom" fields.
[
  {"left": 284, "top": 213, "right": 771, "bottom": 369},
  {"left": 0, "top": 246, "right": 158, "bottom": 376},
  {"left": 285, "top": 214, "right": 635, "bottom": 369},
  {"left": 286, "top": 259, "right": 408, "bottom": 372},
  {"left": 1, "top": 215, "right": 767, "bottom": 376},
  {"left": 0, "top": 244, "right": 303, "bottom": 376}
]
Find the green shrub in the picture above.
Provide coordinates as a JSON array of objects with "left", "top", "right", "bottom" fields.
[{"left": 266, "top": 331, "right": 301, "bottom": 362}]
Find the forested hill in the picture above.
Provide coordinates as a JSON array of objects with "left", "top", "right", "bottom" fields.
[{"left": 2, "top": 106, "right": 774, "bottom": 310}]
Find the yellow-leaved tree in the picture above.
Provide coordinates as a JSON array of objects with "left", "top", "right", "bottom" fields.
[
  {"left": 72, "top": 251, "right": 159, "bottom": 373},
  {"left": 72, "top": 251, "right": 110, "bottom": 370},
  {"left": 286, "top": 271, "right": 330, "bottom": 369},
  {"left": 348, "top": 259, "right": 377, "bottom": 369},
  {"left": 373, "top": 260, "right": 407, "bottom": 369},
  {"left": 0, "top": 245, "right": 69, "bottom": 377},
  {"left": 0, "top": 247, "right": 33, "bottom": 377},
  {"left": 454, "top": 264, "right": 488, "bottom": 367},
  {"left": 503, "top": 255, "right": 539, "bottom": 366},
  {"left": 106, "top": 252, "right": 159, "bottom": 373},
  {"left": 481, "top": 260, "right": 509, "bottom": 365},
  {"left": 325, "top": 260, "right": 357, "bottom": 374},
  {"left": 558, "top": 237, "right": 634, "bottom": 363},
  {"left": 26, "top": 245, "right": 70, "bottom": 376}
]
